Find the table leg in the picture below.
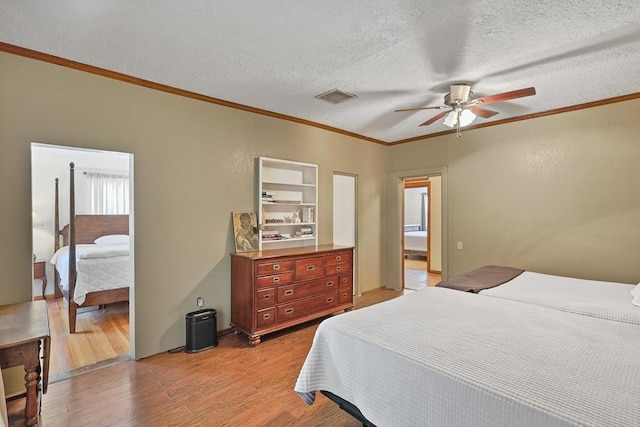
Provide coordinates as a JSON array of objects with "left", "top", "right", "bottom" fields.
[{"left": 22, "top": 341, "right": 41, "bottom": 427}]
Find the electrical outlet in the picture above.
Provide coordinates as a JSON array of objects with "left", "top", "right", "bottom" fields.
[
  {"left": 197, "top": 297, "right": 204, "bottom": 307},
  {"left": 457, "top": 242, "right": 463, "bottom": 250}
]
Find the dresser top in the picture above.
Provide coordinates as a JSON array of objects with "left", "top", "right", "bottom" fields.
[{"left": 231, "top": 244, "right": 353, "bottom": 260}]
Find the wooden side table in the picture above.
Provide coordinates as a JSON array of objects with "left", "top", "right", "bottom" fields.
[
  {"left": 0, "top": 301, "right": 50, "bottom": 426},
  {"left": 33, "top": 261, "right": 47, "bottom": 300}
]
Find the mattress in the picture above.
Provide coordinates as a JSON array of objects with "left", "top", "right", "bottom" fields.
[
  {"left": 480, "top": 271, "right": 640, "bottom": 325},
  {"left": 295, "top": 287, "right": 640, "bottom": 427},
  {"left": 50, "top": 244, "right": 130, "bottom": 305},
  {"left": 404, "top": 230, "right": 427, "bottom": 252}
]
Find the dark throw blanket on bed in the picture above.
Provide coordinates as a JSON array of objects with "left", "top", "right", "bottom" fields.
[{"left": 436, "top": 265, "right": 525, "bottom": 293}]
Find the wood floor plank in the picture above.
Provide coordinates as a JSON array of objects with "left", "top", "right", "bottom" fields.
[
  {"left": 39, "top": 288, "right": 404, "bottom": 426},
  {"left": 47, "top": 299, "right": 130, "bottom": 380}
]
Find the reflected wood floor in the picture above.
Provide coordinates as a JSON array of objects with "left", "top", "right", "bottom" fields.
[
  {"left": 404, "top": 257, "right": 441, "bottom": 290},
  {"left": 47, "top": 299, "right": 130, "bottom": 381},
  {"left": 40, "top": 288, "right": 405, "bottom": 426}
]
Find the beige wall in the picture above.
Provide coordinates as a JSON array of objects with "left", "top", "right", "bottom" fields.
[
  {"left": 0, "top": 52, "right": 387, "bottom": 358},
  {"left": 389, "top": 98, "right": 640, "bottom": 284},
  {"left": 3, "top": 49, "right": 639, "bottom": 359}
]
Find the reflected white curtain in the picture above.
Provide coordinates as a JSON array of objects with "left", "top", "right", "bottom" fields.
[
  {"left": 420, "top": 192, "right": 427, "bottom": 232},
  {"left": 85, "top": 172, "right": 129, "bottom": 214}
]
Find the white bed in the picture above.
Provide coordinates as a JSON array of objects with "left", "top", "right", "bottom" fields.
[
  {"left": 404, "top": 224, "right": 427, "bottom": 257},
  {"left": 480, "top": 271, "right": 640, "bottom": 325},
  {"left": 295, "top": 287, "right": 640, "bottom": 427},
  {"left": 50, "top": 242, "right": 130, "bottom": 306}
]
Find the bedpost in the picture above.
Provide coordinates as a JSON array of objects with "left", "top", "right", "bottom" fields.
[
  {"left": 54, "top": 178, "right": 61, "bottom": 298},
  {"left": 54, "top": 178, "right": 60, "bottom": 252},
  {"left": 68, "top": 162, "right": 78, "bottom": 333}
]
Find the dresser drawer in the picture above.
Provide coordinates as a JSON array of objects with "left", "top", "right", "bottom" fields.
[
  {"left": 257, "top": 260, "right": 293, "bottom": 276},
  {"left": 277, "top": 276, "right": 338, "bottom": 304},
  {"left": 277, "top": 291, "right": 339, "bottom": 322},
  {"left": 326, "top": 262, "right": 351, "bottom": 276},
  {"left": 256, "top": 288, "right": 276, "bottom": 310},
  {"left": 339, "top": 288, "right": 353, "bottom": 304},
  {"left": 256, "top": 307, "right": 276, "bottom": 328},
  {"left": 326, "top": 251, "right": 351, "bottom": 266},
  {"left": 294, "top": 256, "right": 325, "bottom": 281},
  {"left": 256, "top": 271, "right": 293, "bottom": 289},
  {"left": 339, "top": 273, "right": 352, "bottom": 290}
]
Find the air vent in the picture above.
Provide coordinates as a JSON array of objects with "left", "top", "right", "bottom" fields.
[{"left": 314, "top": 89, "right": 357, "bottom": 104}]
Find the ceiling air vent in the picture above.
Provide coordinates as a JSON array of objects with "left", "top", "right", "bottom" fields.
[{"left": 314, "top": 89, "right": 357, "bottom": 104}]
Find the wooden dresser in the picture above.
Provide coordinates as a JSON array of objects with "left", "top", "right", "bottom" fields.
[{"left": 231, "top": 244, "right": 354, "bottom": 345}]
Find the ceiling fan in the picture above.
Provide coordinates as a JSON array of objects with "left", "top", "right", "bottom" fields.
[{"left": 396, "top": 84, "right": 536, "bottom": 137}]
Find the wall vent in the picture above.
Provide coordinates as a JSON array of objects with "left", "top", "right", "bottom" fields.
[{"left": 314, "top": 89, "right": 357, "bottom": 104}]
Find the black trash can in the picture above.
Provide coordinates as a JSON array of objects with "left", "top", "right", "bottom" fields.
[{"left": 185, "top": 308, "right": 218, "bottom": 353}]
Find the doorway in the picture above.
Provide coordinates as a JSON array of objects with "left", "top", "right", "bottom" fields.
[
  {"left": 31, "top": 143, "right": 134, "bottom": 381},
  {"left": 333, "top": 173, "right": 357, "bottom": 294},
  {"left": 403, "top": 176, "right": 442, "bottom": 290}
]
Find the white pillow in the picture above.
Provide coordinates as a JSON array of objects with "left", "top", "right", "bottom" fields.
[
  {"left": 631, "top": 283, "right": 640, "bottom": 308},
  {"left": 94, "top": 234, "right": 129, "bottom": 245}
]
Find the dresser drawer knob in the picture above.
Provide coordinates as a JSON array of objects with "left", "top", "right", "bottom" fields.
[
  {"left": 336, "top": 256, "right": 342, "bottom": 261},
  {"left": 326, "top": 281, "right": 334, "bottom": 287},
  {"left": 342, "top": 278, "right": 348, "bottom": 283},
  {"left": 263, "top": 313, "right": 271, "bottom": 320},
  {"left": 326, "top": 297, "right": 334, "bottom": 303},
  {"left": 273, "top": 277, "right": 280, "bottom": 283},
  {"left": 306, "top": 265, "right": 315, "bottom": 271},
  {"left": 336, "top": 266, "right": 342, "bottom": 271},
  {"left": 263, "top": 294, "right": 270, "bottom": 300},
  {"left": 273, "top": 264, "right": 280, "bottom": 270},
  {"left": 285, "top": 308, "right": 294, "bottom": 315},
  {"left": 284, "top": 290, "right": 294, "bottom": 296},
  {"left": 342, "top": 293, "right": 348, "bottom": 298}
]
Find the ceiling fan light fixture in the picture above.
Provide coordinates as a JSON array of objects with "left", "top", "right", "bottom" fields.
[
  {"left": 450, "top": 84, "right": 471, "bottom": 102},
  {"left": 443, "top": 111, "right": 458, "bottom": 127},
  {"left": 459, "top": 109, "right": 476, "bottom": 126},
  {"left": 442, "top": 109, "right": 476, "bottom": 128}
]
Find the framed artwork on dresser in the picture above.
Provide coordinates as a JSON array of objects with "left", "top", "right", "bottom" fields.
[{"left": 232, "top": 211, "right": 259, "bottom": 253}]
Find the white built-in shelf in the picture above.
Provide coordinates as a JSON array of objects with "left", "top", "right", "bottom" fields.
[
  {"left": 258, "top": 157, "right": 318, "bottom": 250},
  {"left": 262, "top": 235, "right": 316, "bottom": 244},
  {"left": 262, "top": 181, "right": 316, "bottom": 187}
]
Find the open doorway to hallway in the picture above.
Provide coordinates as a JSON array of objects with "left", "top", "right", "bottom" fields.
[
  {"left": 31, "top": 143, "right": 134, "bottom": 381},
  {"left": 403, "top": 177, "right": 441, "bottom": 290}
]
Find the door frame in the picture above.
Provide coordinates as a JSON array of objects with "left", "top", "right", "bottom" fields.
[
  {"left": 386, "top": 167, "right": 448, "bottom": 291},
  {"left": 403, "top": 178, "right": 432, "bottom": 273},
  {"left": 332, "top": 172, "right": 358, "bottom": 295}
]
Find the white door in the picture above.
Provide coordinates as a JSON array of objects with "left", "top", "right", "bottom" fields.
[{"left": 333, "top": 173, "right": 356, "bottom": 293}]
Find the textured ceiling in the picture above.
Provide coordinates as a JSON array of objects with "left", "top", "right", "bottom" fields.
[{"left": 1, "top": 1, "right": 639, "bottom": 144}]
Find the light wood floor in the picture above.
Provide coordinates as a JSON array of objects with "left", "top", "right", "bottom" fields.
[
  {"left": 47, "top": 299, "right": 130, "bottom": 381},
  {"left": 36, "top": 288, "right": 405, "bottom": 426},
  {"left": 404, "top": 257, "right": 441, "bottom": 290}
]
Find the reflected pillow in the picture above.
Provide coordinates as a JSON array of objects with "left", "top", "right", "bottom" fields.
[
  {"left": 94, "top": 234, "right": 129, "bottom": 245},
  {"left": 632, "top": 283, "right": 640, "bottom": 308}
]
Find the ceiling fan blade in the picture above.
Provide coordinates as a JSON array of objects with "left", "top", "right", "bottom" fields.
[
  {"left": 474, "top": 87, "right": 536, "bottom": 106},
  {"left": 419, "top": 111, "right": 448, "bottom": 127},
  {"left": 395, "top": 106, "right": 444, "bottom": 113},
  {"left": 468, "top": 106, "right": 499, "bottom": 119}
]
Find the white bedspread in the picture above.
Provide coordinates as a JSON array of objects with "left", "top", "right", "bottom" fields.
[
  {"left": 480, "top": 271, "right": 640, "bottom": 325},
  {"left": 404, "top": 230, "right": 427, "bottom": 252},
  {"left": 295, "top": 288, "right": 640, "bottom": 427},
  {"left": 50, "top": 244, "right": 130, "bottom": 305}
]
